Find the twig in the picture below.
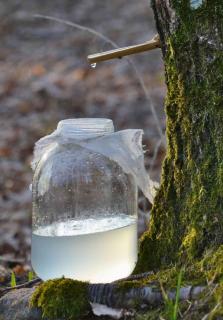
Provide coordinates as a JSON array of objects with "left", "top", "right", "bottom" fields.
[
  {"left": 149, "top": 138, "right": 163, "bottom": 172},
  {"left": 113, "top": 271, "right": 154, "bottom": 283},
  {"left": 182, "top": 300, "right": 192, "bottom": 317},
  {"left": 201, "top": 302, "right": 221, "bottom": 320},
  {"left": 33, "top": 14, "right": 118, "bottom": 49},
  {"left": 127, "top": 59, "right": 165, "bottom": 141}
]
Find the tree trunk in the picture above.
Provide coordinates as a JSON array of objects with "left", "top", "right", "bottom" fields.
[{"left": 135, "top": 0, "right": 223, "bottom": 272}]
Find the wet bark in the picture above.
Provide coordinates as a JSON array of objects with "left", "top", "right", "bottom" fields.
[{"left": 136, "top": 0, "right": 223, "bottom": 271}]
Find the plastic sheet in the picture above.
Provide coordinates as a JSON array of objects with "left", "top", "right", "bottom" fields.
[{"left": 31, "top": 127, "right": 157, "bottom": 203}]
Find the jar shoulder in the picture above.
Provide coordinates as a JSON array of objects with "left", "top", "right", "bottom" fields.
[{"left": 33, "top": 142, "right": 135, "bottom": 184}]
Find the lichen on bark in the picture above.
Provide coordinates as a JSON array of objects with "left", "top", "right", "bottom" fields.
[{"left": 135, "top": 0, "right": 223, "bottom": 272}]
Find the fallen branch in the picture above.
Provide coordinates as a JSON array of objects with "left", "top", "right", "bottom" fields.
[
  {"left": 0, "top": 271, "right": 153, "bottom": 297},
  {"left": 0, "top": 277, "right": 207, "bottom": 320},
  {"left": 88, "top": 283, "right": 206, "bottom": 309},
  {"left": 0, "top": 272, "right": 151, "bottom": 298},
  {"left": 0, "top": 274, "right": 205, "bottom": 309}
]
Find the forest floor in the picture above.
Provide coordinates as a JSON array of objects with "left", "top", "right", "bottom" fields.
[{"left": 0, "top": 0, "right": 166, "bottom": 317}]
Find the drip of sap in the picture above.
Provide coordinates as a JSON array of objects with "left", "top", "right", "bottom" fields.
[
  {"left": 31, "top": 214, "right": 137, "bottom": 283},
  {"left": 90, "top": 63, "right": 97, "bottom": 68}
]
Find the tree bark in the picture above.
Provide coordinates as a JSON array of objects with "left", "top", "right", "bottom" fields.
[{"left": 135, "top": 0, "right": 223, "bottom": 272}]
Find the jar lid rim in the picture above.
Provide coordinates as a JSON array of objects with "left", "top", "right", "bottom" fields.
[{"left": 57, "top": 118, "right": 114, "bottom": 136}]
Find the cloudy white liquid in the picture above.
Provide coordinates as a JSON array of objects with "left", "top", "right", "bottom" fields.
[{"left": 31, "top": 214, "right": 137, "bottom": 283}]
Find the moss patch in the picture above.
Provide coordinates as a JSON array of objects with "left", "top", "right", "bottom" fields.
[{"left": 30, "top": 278, "right": 90, "bottom": 320}]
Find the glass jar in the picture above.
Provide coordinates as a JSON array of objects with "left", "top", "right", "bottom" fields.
[{"left": 31, "top": 119, "right": 138, "bottom": 283}]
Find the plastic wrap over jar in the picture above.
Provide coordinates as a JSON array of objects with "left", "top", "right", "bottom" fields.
[
  {"left": 31, "top": 119, "right": 155, "bottom": 283},
  {"left": 32, "top": 128, "right": 155, "bottom": 203}
]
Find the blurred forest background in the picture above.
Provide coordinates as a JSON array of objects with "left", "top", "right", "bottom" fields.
[{"left": 0, "top": 0, "right": 166, "bottom": 280}]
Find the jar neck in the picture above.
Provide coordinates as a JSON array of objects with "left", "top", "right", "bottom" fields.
[{"left": 57, "top": 118, "right": 114, "bottom": 137}]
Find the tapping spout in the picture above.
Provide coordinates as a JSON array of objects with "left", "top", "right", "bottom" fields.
[{"left": 87, "top": 35, "right": 160, "bottom": 64}]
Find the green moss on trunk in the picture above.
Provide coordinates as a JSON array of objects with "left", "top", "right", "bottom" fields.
[{"left": 135, "top": 0, "right": 223, "bottom": 272}]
